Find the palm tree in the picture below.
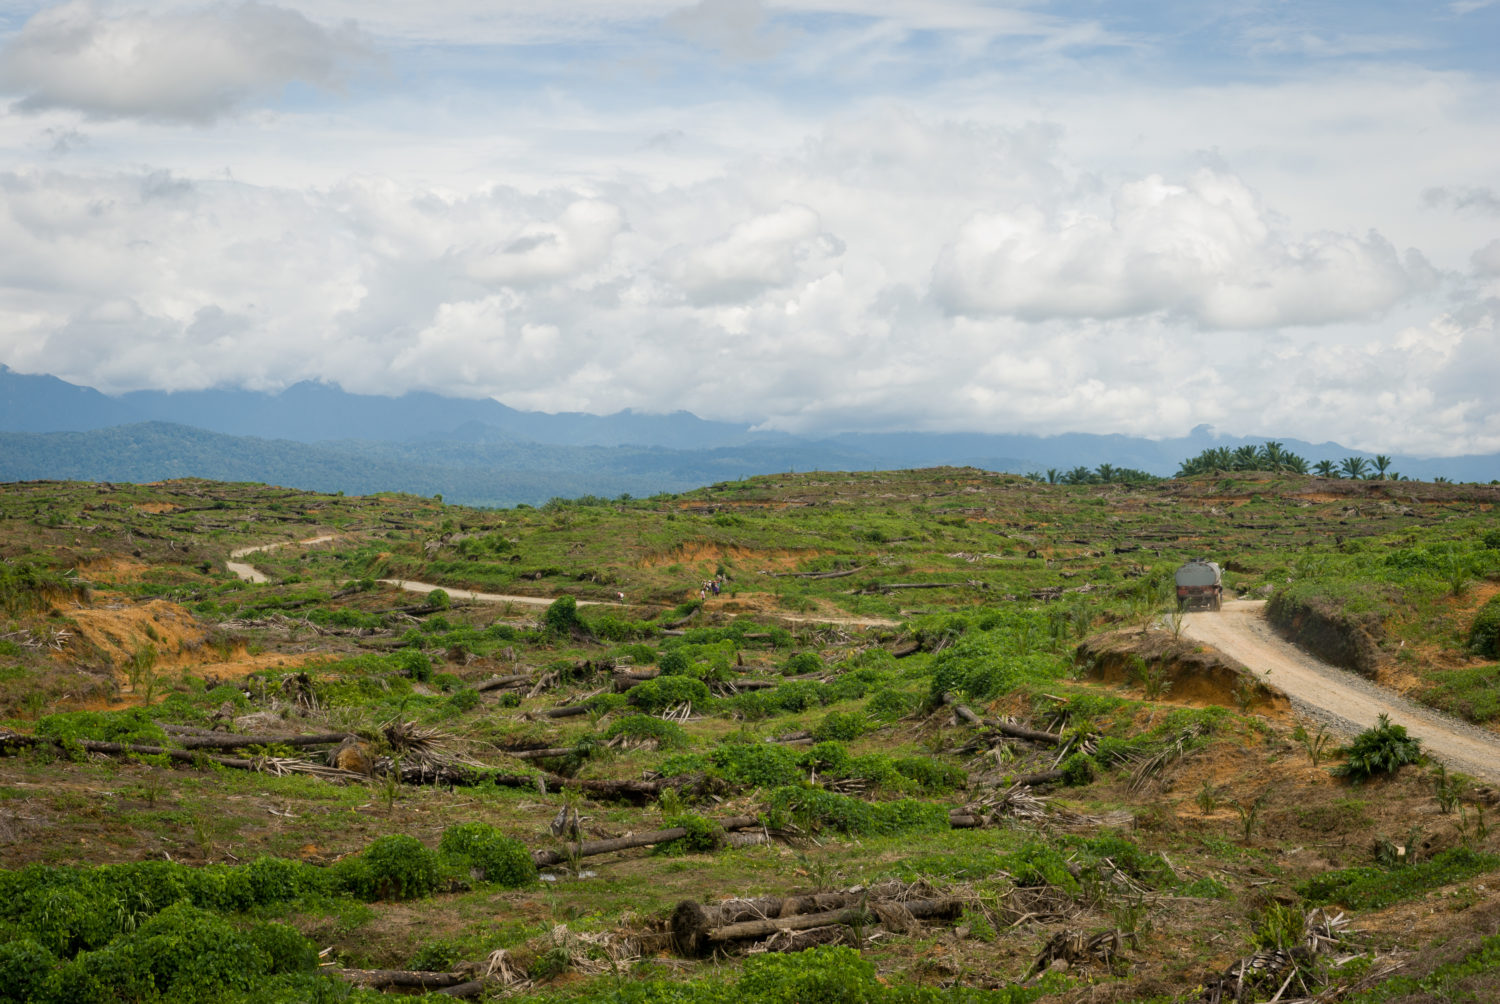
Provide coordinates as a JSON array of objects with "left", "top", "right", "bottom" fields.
[
  {"left": 1064, "top": 466, "right": 1093, "bottom": 485},
  {"left": 1232, "top": 445, "right": 1260, "bottom": 470},
  {"left": 1285, "top": 454, "right": 1310, "bottom": 474},
  {"left": 1373, "top": 455, "right": 1393, "bottom": 479},
  {"left": 1045, "top": 468, "right": 1061, "bottom": 484},
  {"left": 1096, "top": 463, "right": 1118, "bottom": 483},
  {"left": 1340, "top": 456, "right": 1371, "bottom": 480},
  {"left": 1259, "top": 440, "right": 1287, "bottom": 471},
  {"left": 1313, "top": 459, "right": 1338, "bottom": 478}
]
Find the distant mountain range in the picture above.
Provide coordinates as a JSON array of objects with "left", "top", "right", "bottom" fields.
[{"left": 1, "top": 366, "right": 1495, "bottom": 505}]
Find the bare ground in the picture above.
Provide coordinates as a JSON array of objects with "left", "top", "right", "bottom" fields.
[{"left": 1183, "top": 599, "right": 1500, "bottom": 783}]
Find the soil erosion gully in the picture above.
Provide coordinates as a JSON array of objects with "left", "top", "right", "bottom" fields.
[{"left": 1183, "top": 599, "right": 1500, "bottom": 784}]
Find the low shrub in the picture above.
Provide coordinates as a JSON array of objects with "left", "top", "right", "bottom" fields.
[
  {"left": 439, "top": 822, "right": 537, "bottom": 888},
  {"left": 603, "top": 714, "right": 690, "bottom": 750},
  {"left": 336, "top": 834, "right": 440, "bottom": 901},
  {"left": 628, "top": 676, "right": 711, "bottom": 713},
  {"left": 1469, "top": 596, "right": 1500, "bottom": 658},
  {"left": 866, "top": 688, "right": 918, "bottom": 721},
  {"left": 711, "top": 744, "right": 803, "bottom": 788},
  {"left": 1332, "top": 714, "right": 1423, "bottom": 782},
  {"left": 764, "top": 787, "right": 949, "bottom": 836},
  {"left": 811, "top": 710, "right": 867, "bottom": 742},
  {"left": 783, "top": 651, "right": 824, "bottom": 676},
  {"left": 1297, "top": 847, "right": 1500, "bottom": 910}
]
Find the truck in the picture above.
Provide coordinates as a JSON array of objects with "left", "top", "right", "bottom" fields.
[{"left": 1174, "top": 558, "right": 1223, "bottom": 611}]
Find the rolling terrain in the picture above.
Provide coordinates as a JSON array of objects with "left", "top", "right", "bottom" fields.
[{"left": 1, "top": 469, "right": 1499, "bottom": 1003}]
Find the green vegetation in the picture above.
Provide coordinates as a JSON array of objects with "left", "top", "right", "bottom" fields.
[
  {"left": 1331, "top": 714, "right": 1424, "bottom": 782},
  {"left": 0, "top": 469, "right": 1496, "bottom": 1002}
]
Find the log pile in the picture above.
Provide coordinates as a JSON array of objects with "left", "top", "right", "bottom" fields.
[{"left": 670, "top": 882, "right": 961, "bottom": 956}]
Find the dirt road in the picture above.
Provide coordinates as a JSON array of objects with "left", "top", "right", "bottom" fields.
[
  {"left": 226, "top": 536, "right": 335, "bottom": 583},
  {"left": 1183, "top": 599, "right": 1500, "bottom": 783},
  {"left": 223, "top": 538, "right": 896, "bottom": 627}
]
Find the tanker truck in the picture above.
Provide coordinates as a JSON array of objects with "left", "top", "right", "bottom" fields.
[{"left": 1174, "top": 558, "right": 1223, "bottom": 612}]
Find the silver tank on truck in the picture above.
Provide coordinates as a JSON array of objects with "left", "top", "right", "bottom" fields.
[{"left": 1174, "top": 559, "right": 1223, "bottom": 612}]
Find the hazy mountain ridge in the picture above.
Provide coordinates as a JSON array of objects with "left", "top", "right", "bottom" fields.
[{"left": 1, "top": 367, "right": 1496, "bottom": 501}]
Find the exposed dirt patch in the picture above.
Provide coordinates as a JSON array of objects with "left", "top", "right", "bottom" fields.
[
  {"left": 133, "top": 502, "right": 181, "bottom": 514},
  {"left": 1267, "top": 592, "right": 1387, "bottom": 681},
  {"left": 75, "top": 556, "right": 152, "bottom": 583},
  {"left": 640, "top": 543, "right": 825, "bottom": 571},
  {"left": 62, "top": 597, "right": 208, "bottom": 670},
  {"left": 1077, "top": 629, "right": 1291, "bottom": 715}
]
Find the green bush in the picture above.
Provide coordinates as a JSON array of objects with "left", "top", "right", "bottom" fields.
[
  {"left": 337, "top": 834, "right": 440, "bottom": 901},
  {"left": 657, "top": 650, "right": 692, "bottom": 675},
  {"left": 866, "top": 688, "right": 918, "bottom": 721},
  {"left": 0, "top": 939, "right": 57, "bottom": 1004},
  {"left": 393, "top": 648, "right": 433, "bottom": 682},
  {"left": 1000, "top": 841, "right": 1079, "bottom": 894},
  {"left": 892, "top": 756, "right": 966, "bottom": 792},
  {"left": 1332, "top": 714, "right": 1423, "bottom": 782},
  {"left": 627, "top": 676, "right": 710, "bottom": 713},
  {"left": 603, "top": 714, "right": 690, "bottom": 750},
  {"left": 439, "top": 823, "right": 537, "bottom": 889},
  {"left": 654, "top": 813, "right": 724, "bottom": 855},
  {"left": 1297, "top": 847, "right": 1500, "bottom": 910},
  {"left": 783, "top": 651, "right": 824, "bottom": 676},
  {"left": 1060, "top": 752, "right": 1097, "bottom": 786},
  {"left": 811, "top": 710, "right": 867, "bottom": 742},
  {"left": 765, "top": 787, "right": 949, "bottom": 836},
  {"left": 1469, "top": 596, "right": 1500, "bottom": 658},
  {"left": 711, "top": 744, "right": 804, "bottom": 788},
  {"left": 544, "top": 596, "right": 582, "bottom": 636},
  {"left": 928, "top": 633, "right": 1068, "bottom": 704},
  {"left": 35, "top": 707, "right": 166, "bottom": 748},
  {"left": 772, "top": 680, "right": 827, "bottom": 712}
]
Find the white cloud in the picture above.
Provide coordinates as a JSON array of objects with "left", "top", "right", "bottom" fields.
[
  {"left": 664, "top": 0, "right": 786, "bottom": 59},
  {"left": 0, "top": 1, "right": 372, "bottom": 123},
  {"left": 660, "top": 203, "right": 841, "bottom": 305},
  {"left": 465, "top": 199, "right": 626, "bottom": 287},
  {"left": 932, "top": 170, "right": 1433, "bottom": 329}
]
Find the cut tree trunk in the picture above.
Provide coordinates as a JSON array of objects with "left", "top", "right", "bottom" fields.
[
  {"left": 474, "top": 673, "right": 532, "bottom": 692},
  {"left": 531, "top": 815, "right": 760, "bottom": 867},
  {"left": 671, "top": 894, "right": 960, "bottom": 955}
]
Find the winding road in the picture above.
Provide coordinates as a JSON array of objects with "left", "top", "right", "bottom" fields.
[
  {"left": 224, "top": 537, "right": 896, "bottom": 627},
  {"left": 1183, "top": 599, "right": 1500, "bottom": 784}
]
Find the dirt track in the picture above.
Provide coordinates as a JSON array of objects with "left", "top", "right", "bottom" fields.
[
  {"left": 223, "top": 538, "right": 896, "bottom": 627},
  {"left": 1184, "top": 599, "right": 1500, "bottom": 784}
]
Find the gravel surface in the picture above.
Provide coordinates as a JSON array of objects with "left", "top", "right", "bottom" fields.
[{"left": 1183, "top": 599, "right": 1500, "bottom": 783}]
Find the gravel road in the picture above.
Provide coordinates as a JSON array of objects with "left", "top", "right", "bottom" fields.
[{"left": 1183, "top": 599, "right": 1500, "bottom": 784}]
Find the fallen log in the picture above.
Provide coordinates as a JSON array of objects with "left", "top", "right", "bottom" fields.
[
  {"left": 532, "top": 814, "right": 760, "bottom": 867},
  {"left": 768, "top": 567, "right": 863, "bottom": 580},
  {"left": 475, "top": 673, "right": 533, "bottom": 693},
  {"left": 329, "top": 969, "right": 471, "bottom": 991},
  {"left": 534, "top": 704, "right": 590, "bottom": 719},
  {"left": 855, "top": 582, "right": 970, "bottom": 595},
  {"left": 672, "top": 894, "right": 960, "bottom": 955},
  {"left": 0, "top": 730, "right": 260, "bottom": 770},
  {"left": 165, "top": 731, "right": 351, "bottom": 751},
  {"left": 987, "top": 720, "right": 1064, "bottom": 745},
  {"left": 938, "top": 694, "right": 1064, "bottom": 745},
  {"left": 505, "top": 747, "right": 576, "bottom": 761}
]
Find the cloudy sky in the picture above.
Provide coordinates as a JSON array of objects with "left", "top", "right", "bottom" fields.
[{"left": 1, "top": 1, "right": 1497, "bottom": 455}]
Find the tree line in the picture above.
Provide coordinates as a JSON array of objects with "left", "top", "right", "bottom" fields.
[{"left": 1172, "top": 442, "right": 1434, "bottom": 481}]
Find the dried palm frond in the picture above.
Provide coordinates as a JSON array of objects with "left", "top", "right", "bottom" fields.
[
  {"left": 1126, "top": 723, "right": 1206, "bottom": 792},
  {"left": 380, "top": 719, "right": 483, "bottom": 768},
  {"left": 962, "top": 784, "right": 1048, "bottom": 824}
]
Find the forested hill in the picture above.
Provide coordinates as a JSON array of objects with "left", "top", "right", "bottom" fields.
[{"left": 2, "top": 367, "right": 1497, "bottom": 493}]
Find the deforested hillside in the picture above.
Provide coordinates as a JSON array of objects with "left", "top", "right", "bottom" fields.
[{"left": 2, "top": 469, "right": 1499, "bottom": 1003}]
